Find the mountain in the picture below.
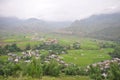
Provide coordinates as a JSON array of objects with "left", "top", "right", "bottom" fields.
[
  {"left": 65, "top": 12, "right": 120, "bottom": 41},
  {"left": 0, "top": 17, "right": 71, "bottom": 34},
  {"left": 89, "top": 26, "right": 120, "bottom": 41}
]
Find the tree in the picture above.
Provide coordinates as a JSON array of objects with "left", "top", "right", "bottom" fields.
[
  {"left": 0, "top": 47, "right": 6, "bottom": 55},
  {"left": 23, "top": 59, "right": 43, "bottom": 78},
  {"left": 11, "top": 43, "right": 21, "bottom": 51},
  {"left": 109, "top": 46, "right": 120, "bottom": 58},
  {"left": 73, "top": 42, "right": 80, "bottom": 49},
  {"left": 88, "top": 65, "right": 102, "bottom": 80},
  {"left": 64, "top": 64, "right": 81, "bottom": 75},
  {"left": 4, "top": 44, "right": 21, "bottom": 52},
  {"left": 43, "top": 59, "right": 61, "bottom": 76},
  {"left": 0, "top": 62, "right": 21, "bottom": 76},
  {"left": 4, "top": 44, "right": 10, "bottom": 52},
  {"left": 25, "top": 44, "right": 31, "bottom": 50},
  {"left": 107, "top": 63, "right": 120, "bottom": 80}
]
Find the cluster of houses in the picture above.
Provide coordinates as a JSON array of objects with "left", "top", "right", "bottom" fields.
[
  {"left": 89, "top": 58, "right": 120, "bottom": 69},
  {"left": 31, "top": 33, "right": 45, "bottom": 41},
  {"left": 8, "top": 53, "right": 20, "bottom": 63},
  {"left": 31, "top": 36, "right": 45, "bottom": 41},
  {"left": 8, "top": 50, "right": 40, "bottom": 63},
  {"left": 87, "top": 58, "right": 120, "bottom": 78},
  {"left": 44, "top": 54, "right": 68, "bottom": 67},
  {"left": 44, "top": 38, "right": 58, "bottom": 45},
  {"left": 7, "top": 48, "right": 67, "bottom": 67}
]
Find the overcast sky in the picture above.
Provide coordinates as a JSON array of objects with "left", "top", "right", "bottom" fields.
[{"left": 0, "top": 0, "right": 120, "bottom": 21}]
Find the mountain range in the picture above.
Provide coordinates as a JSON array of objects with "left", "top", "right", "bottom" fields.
[
  {"left": 0, "top": 12, "right": 120, "bottom": 41},
  {"left": 0, "top": 17, "right": 71, "bottom": 34},
  {"left": 64, "top": 12, "right": 120, "bottom": 41}
]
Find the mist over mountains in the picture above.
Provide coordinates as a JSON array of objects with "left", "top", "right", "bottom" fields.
[
  {"left": 64, "top": 12, "right": 120, "bottom": 41},
  {"left": 0, "top": 17, "right": 71, "bottom": 34},
  {"left": 0, "top": 12, "right": 120, "bottom": 41}
]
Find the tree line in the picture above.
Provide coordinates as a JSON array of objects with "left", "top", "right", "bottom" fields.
[{"left": 0, "top": 44, "right": 21, "bottom": 55}]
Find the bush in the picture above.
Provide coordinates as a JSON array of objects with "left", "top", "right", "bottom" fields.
[
  {"left": 0, "top": 47, "right": 6, "bottom": 55},
  {"left": 36, "top": 44, "right": 67, "bottom": 54},
  {"left": 73, "top": 42, "right": 80, "bottom": 49},
  {"left": 107, "top": 63, "right": 120, "bottom": 80},
  {"left": 64, "top": 64, "right": 82, "bottom": 75},
  {"left": 43, "top": 59, "right": 61, "bottom": 76},
  {"left": 0, "top": 62, "right": 21, "bottom": 77},
  {"left": 109, "top": 46, "right": 120, "bottom": 58},
  {"left": 25, "top": 44, "right": 31, "bottom": 50},
  {"left": 23, "top": 59, "right": 43, "bottom": 78},
  {"left": 99, "top": 42, "right": 116, "bottom": 48},
  {"left": 4, "top": 44, "right": 21, "bottom": 52},
  {"left": 88, "top": 65, "right": 102, "bottom": 80}
]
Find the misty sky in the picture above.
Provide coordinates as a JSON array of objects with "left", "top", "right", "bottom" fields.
[{"left": 0, "top": 0, "right": 120, "bottom": 21}]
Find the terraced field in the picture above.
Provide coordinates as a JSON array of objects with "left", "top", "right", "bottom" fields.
[{"left": 60, "top": 49, "right": 113, "bottom": 66}]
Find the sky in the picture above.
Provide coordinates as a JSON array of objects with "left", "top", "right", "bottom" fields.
[{"left": 0, "top": 0, "right": 120, "bottom": 21}]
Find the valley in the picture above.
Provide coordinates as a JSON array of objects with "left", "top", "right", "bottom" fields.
[
  {"left": 0, "top": 33, "right": 118, "bottom": 80},
  {"left": 0, "top": 11, "right": 120, "bottom": 80}
]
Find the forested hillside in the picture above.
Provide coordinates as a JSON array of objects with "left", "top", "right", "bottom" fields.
[{"left": 65, "top": 12, "right": 120, "bottom": 41}]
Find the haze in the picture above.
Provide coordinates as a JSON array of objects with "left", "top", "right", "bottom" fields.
[{"left": 0, "top": 0, "right": 120, "bottom": 21}]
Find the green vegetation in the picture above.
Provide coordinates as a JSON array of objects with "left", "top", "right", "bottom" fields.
[
  {"left": 64, "top": 64, "right": 86, "bottom": 75},
  {"left": 0, "top": 76, "right": 90, "bottom": 80},
  {"left": 108, "top": 62, "right": 120, "bottom": 80},
  {"left": 43, "top": 59, "right": 61, "bottom": 76},
  {"left": 0, "top": 43, "right": 21, "bottom": 55},
  {"left": 88, "top": 65, "right": 102, "bottom": 80},
  {"left": 88, "top": 62, "right": 120, "bottom": 80},
  {"left": 61, "top": 49, "right": 112, "bottom": 66},
  {"left": 23, "top": 59, "right": 43, "bottom": 78},
  {"left": 65, "top": 13, "right": 120, "bottom": 41},
  {"left": 0, "top": 62, "right": 21, "bottom": 77},
  {"left": 0, "top": 12, "right": 120, "bottom": 80},
  {"left": 0, "top": 47, "right": 6, "bottom": 55},
  {"left": 109, "top": 45, "right": 120, "bottom": 58},
  {"left": 0, "top": 33, "right": 119, "bottom": 80},
  {"left": 35, "top": 43, "right": 67, "bottom": 54}
]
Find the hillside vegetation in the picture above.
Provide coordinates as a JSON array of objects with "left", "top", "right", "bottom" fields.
[
  {"left": 0, "top": 33, "right": 118, "bottom": 80},
  {"left": 64, "top": 12, "right": 120, "bottom": 41}
]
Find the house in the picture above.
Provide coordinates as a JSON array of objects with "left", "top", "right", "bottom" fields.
[
  {"left": 8, "top": 53, "right": 13, "bottom": 56},
  {"left": 88, "top": 58, "right": 120, "bottom": 74},
  {"left": 24, "top": 60, "right": 31, "bottom": 63},
  {"left": 14, "top": 58, "right": 19, "bottom": 62},
  {"left": 44, "top": 38, "right": 58, "bottom": 45}
]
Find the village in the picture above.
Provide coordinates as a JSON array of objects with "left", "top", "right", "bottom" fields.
[
  {"left": 1, "top": 36, "right": 119, "bottom": 80},
  {"left": 7, "top": 38, "right": 69, "bottom": 67},
  {"left": 87, "top": 58, "right": 120, "bottom": 78},
  {"left": 7, "top": 49, "right": 68, "bottom": 66}
]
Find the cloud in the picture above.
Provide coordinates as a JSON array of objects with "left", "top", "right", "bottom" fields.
[
  {"left": 0, "top": 0, "right": 120, "bottom": 21},
  {"left": 100, "top": 5, "right": 120, "bottom": 14},
  {"left": 104, "top": 6, "right": 118, "bottom": 11}
]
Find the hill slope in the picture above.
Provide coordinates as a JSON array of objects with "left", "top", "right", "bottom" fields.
[
  {"left": 65, "top": 12, "right": 120, "bottom": 40},
  {"left": 0, "top": 17, "right": 71, "bottom": 34}
]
